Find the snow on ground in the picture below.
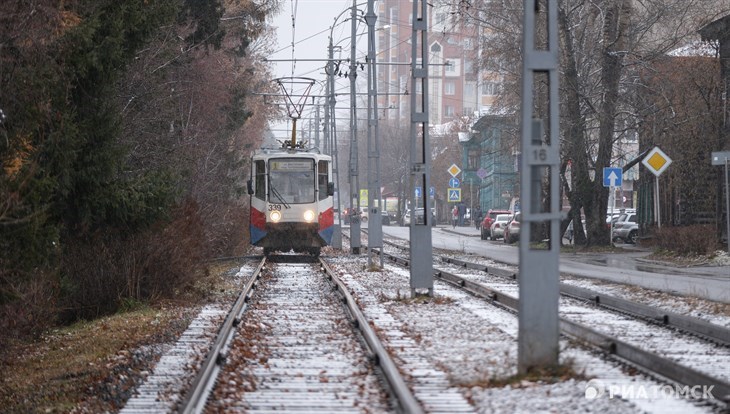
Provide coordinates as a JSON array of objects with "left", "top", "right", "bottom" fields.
[{"left": 327, "top": 250, "right": 723, "bottom": 413}]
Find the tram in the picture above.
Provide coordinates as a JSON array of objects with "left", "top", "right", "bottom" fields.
[{"left": 247, "top": 140, "right": 335, "bottom": 256}]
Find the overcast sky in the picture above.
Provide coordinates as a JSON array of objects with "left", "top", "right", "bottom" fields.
[{"left": 268, "top": 0, "right": 371, "bottom": 137}]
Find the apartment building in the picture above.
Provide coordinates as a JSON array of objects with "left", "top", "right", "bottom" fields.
[{"left": 376, "top": 1, "right": 500, "bottom": 126}]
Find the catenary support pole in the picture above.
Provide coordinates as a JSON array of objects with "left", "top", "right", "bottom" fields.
[
  {"left": 327, "top": 35, "right": 343, "bottom": 249},
  {"left": 408, "top": 0, "right": 433, "bottom": 297},
  {"left": 349, "top": 0, "right": 361, "bottom": 254},
  {"left": 518, "top": 0, "right": 561, "bottom": 374},
  {"left": 365, "top": 0, "right": 383, "bottom": 267},
  {"left": 726, "top": 158, "right": 729, "bottom": 254}
]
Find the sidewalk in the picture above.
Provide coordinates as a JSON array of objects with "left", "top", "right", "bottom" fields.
[{"left": 439, "top": 223, "right": 728, "bottom": 277}]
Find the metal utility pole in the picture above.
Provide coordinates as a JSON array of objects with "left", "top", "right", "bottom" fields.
[
  {"left": 327, "top": 36, "right": 343, "bottom": 249},
  {"left": 314, "top": 104, "right": 320, "bottom": 149},
  {"left": 348, "top": 0, "right": 362, "bottom": 254},
  {"left": 409, "top": 0, "right": 433, "bottom": 297},
  {"left": 365, "top": 0, "right": 383, "bottom": 267},
  {"left": 518, "top": 0, "right": 561, "bottom": 374},
  {"left": 711, "top": 151, "right": 730, "bottom": 254}
]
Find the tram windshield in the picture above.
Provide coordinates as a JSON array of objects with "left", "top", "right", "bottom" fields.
[{"left": 268, "top": 158, "right": 316, "bottom": 204}]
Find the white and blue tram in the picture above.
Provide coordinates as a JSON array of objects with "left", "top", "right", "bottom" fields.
[{"left": 247, "top": 143, "right": 335, "bottom": 256}]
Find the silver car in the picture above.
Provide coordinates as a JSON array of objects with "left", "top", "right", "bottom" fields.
[
  {"left": 612, "top": 213, "right": 638, "bottom": 244},
  {"left": 489, "top": 214, "right": 512, "bottom": 240}
]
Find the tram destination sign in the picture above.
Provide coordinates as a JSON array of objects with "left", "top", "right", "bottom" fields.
[{"left": 270, "top": 160, "right": 313, "bottom": 171}]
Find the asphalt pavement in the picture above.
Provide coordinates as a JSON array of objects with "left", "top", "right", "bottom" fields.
[{"left": 379, "top": 223, "right": 730, "bottom": 303}]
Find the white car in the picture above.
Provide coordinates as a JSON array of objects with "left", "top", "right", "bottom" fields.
[{"left": 489, "top": 214, "right": 512, "bottom": 240}]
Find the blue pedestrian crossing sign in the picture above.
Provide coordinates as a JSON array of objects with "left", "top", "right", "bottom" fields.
[
  {"left": 602, "top": 167, "right": 622, "bottom": 187},
  {"left": 448, "top": 188, "right": 461, "bottom": 202}
]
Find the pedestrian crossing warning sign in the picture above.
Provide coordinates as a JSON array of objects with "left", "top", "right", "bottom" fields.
[{"left": 448, "top": 188, "right": 461, "bottom": 202}]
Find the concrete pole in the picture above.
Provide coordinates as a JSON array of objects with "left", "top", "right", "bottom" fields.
[
  {"left": 349, "top": 0, "right": 361, "bottom": 254},
  {"left": 365, "top": 0, "right": 383, "bottom": 267}
]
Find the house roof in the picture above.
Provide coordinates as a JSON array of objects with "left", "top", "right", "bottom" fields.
[{"left": 698, "top": 13, "right": 730, "bottom": 42}]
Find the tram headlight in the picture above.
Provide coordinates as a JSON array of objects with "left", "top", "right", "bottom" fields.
[
  {"left": 270, "top": 210, "right": 282, "bottom": 222},
  {"left": 303, "top": 210, "right": 315, "bottom": 223}
]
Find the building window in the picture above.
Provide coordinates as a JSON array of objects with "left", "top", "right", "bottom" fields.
[
  {"left": 464, "top": 82, "right": 476, "bottom": 99},
  {"left": 464, "top": 59, "right": 473, "bottom": 75},
  {"left": 482, "top": 82, "right": 500, "bottom": 96},
  {"left": 444, "top": 81, "right": 455, "bottom": 95},
  {"left": 468, "top": 148, "right": 480, "bottom": 169},
  {"left": 445, "top": 105, "right": 455, "bottom": 117},
  {"left": 434, "top": 12, "right": 446, "bottom": 28},
  {"left": 445, "top": 59, "right": 458, "bottom": 75}
]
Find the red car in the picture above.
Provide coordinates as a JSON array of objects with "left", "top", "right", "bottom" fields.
[
  {"left": 504, "top": 212, "right": 521, "bottom": 244},
  {"left": 480, "top": 209, "right": 511, "bottom": 240}
]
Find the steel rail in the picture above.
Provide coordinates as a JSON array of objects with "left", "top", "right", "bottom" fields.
[
  {"left": 178, "top": 257, "right": 266, "bottom": 414},
  {"left": 319, "top": 258, "right": 425, "bottom": 414},
  {"left": 559, "top": 283, "right": 730, "bottom": 346},
  {"left": 378, "top": 249, "right": 730, "bottom": 406},
  {"left": 436, "top": 255, "right": 730, "bottom": 346}
]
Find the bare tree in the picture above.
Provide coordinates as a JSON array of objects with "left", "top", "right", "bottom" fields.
[{"left": 450, "top": 0, "right": 730, "bottom": 245}]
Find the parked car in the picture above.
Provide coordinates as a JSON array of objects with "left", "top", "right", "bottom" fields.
[
  {"left": 489, "top": 214, "right": 512, "bottom": 240},
  {"left": 612, "top": 212, "right": 638, "bottom": 244},
  {"left": 414, "top": 207, "right": 435, "bottom": 225},
  {"left": 606, "top": 208, "right": 635, "bottom": 229},
  {"left": 381, "top": 210, "right": 392, "bottom": 225},
  {"left": 504, "top": 212, "right": 521, "bottom": 244},
  {"left": 480, "top": 209, "right": 511, "bottom": 240},
  {"left": 401, "top": 210, "right": 411, "bottom": 226}
]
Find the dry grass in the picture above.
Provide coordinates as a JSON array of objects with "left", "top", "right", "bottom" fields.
[
  {"left": 0, "top": 259, "right": 241, "bottom": 413},
  {"left": 0, "top": 305, "right": 193, "bottom": 413},
  {"left": 459, "top": 360, "right": 585, "bottom": 389}
]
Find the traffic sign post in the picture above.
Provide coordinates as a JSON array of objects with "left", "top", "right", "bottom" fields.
[
  {"left": 448, "top": 164, "right": 461, "bottom": 178},
  {"left": 642, "top": 147, "right": 672, "bottom": 228},
  {"left": 447, "top": 188, "right": 461, "bottom": 202},
  {"left": 603, "top": 167, "right": 622, "bottom": 188},
  {"left": 712, "top": 151, "right": 730, "bottom": 254},
  {"left": 603, "top": 167, "right": 623, "bottom": 245}
]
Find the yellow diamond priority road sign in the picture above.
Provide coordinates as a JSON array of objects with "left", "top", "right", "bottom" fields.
[
  {"left": 448, "top": 164, "right": 461, "bottom": 178},
  {"left": 641, "top": 146, "right": 672, "bottom": 177}
]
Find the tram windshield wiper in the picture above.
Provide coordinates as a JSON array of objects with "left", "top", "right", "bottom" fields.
[{"left": 269, "top": 184, "right": 291, "bottom": 209}]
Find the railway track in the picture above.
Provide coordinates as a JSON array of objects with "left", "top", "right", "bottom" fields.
[
  {"left": 121, "top": 240, "right": 728, "bottom": 412},
  {"left": 171, "top": 254, "right": 422, "bottom": 413},
  {"left": 370, "top": 241, "right": 730, "bottom": 408}
]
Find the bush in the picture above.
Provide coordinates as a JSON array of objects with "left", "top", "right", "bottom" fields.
[
  {"left": 653, "top": 225, "right": 719, "bottom": 256},
  {"left": 0, "top": 269, "right": 59, "bottom": 346},
  {"left": 59, "top": 200, "right": 206, "bottom": 322}
]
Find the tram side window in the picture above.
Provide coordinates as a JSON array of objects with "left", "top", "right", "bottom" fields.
[
  {"left": 318, "top": 161, "right": 329, "bottom": 201},
  {"left": 255, "top": 160, "right": 266, "bottom": 200}
]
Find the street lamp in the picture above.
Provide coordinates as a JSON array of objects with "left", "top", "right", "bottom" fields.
[{"left": 326, "top": 3, "right": 366, "bottom": 251}]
